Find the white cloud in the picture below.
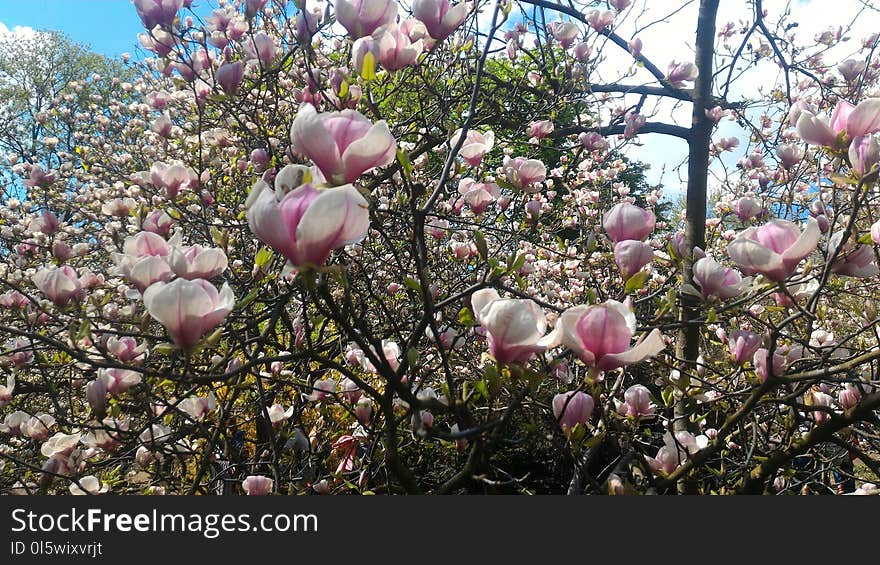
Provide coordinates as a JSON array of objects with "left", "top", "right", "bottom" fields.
[
  {"left": 0, "top": 22, "right": 38, "bottom": 40},
  {"left": 570, "top": 0, "right": 878, "bottom": 198}
]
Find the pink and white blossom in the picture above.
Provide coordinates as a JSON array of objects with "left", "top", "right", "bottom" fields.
[{"left": 143, "top": 278, "right": 235, "bottom": 348}]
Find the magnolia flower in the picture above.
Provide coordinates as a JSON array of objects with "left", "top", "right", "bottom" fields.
[
  {"left": 776, "top": 143, "right": 804, "bottom": 169},
  {"left": 24, "top": 165, "right": 56, "bottom": 189},
  {"left": 333, "top": 435, "right": 360, "bottom": 473},
  {"left": 0, "top": 411, "right": 28, "bottom": 434},
  {"left": 552, "top": 391, "right": 594, "bottom": 433},
  {"left": 615, "top": 384, "right": 656, "bottom": 419},
  {"left": 412, "top": 0, "right": 468, "bottom": 41},
  {"left": 728, "top": 329, "right": 761, "bottom": 365},
  {"left": 351, "top": 35, "right": 380, "bottom": 76},
  {"left": 339, "top": 377, "right": 363, "bottom": 403},
  {"left": 527, "top": 120, "right": 554, "bottom": 139},
  {"left": 586, "top": 9, "right": 614, "bottom": 31},
  {"left": 623, "top": 111, "right": 646, "bottom": 138},
  {"left": 693, "top": 256, "right": 749, "bottom": 300},
  {"left": 70, "top": 475, "right": 109, "bottom": 496},
  {"left": 290, "top": 103, "right": 397, "bottom": 184},
  {"left": 101, "top": 197, "right": 137, "bottom": 217},
  {"left": 216, "top": 61, "right": 244, "bottom": 96},
  {"left": 179, "top": 393, "right": 217, "bottom": 421},
  {"left": 143, "top": 278, "right": 235, "bottom": 348},
  {"left": 41, "top": 432, "right": 81, "bottom": 458},
  {"left": 304, "top": 378, "right": 337, "bottom": 402},
  {"left": 614, "top": 240, "right": 654, "bottom": 279},
  {"left": 547, "top": 21, "right": 579, "bottom": 48},
  {"left": 544, "top": 300, "right": 665, "bottom": 371},
  {"left": 168, "top": 244, "right": 228, "bottom": 279},
  {"left": 133, "top": 0, "right": 183, "bottom": 29},
  {"left": 0, "top": 290, "right": 28, "bottom": 309},
  {"left": 838, "top": 384, "right": 861, "bottom": 410},
  {"left": 21, "top": 413, "right": 55, "bottom": 441},
  {"left": 809, "top": 390, "right": 834, "bottom": 423},
  {"left": 502, "top": 156, "right": 546, "bottom": 191},
  {"left": 246, "top": 177, "right": 369, "bottom": 268},
  {"left": 845, "top": 98, "right": 880, "bottom": 138},
  {"left": 851, "top": 483, "right": 879, "bottom": 496},
  {"left": 458, "top": 178, "right": 500, "bottom": 214},
  {"left": 579, "top": 131, "right": 609, "bottom": 152},
  {"left": 0, "top": 375, "right": 14, "bottom": 408},
  {"left": 374, "top": 24, "right": 424, "bottom": 71},
  {"left": 838, "top": 59, "right": 863, "bottom": 82},
  {"left": 647, "top": 432, "right": 705, "bottom": 474},
  {"left": 753, "top": 348, "right": 786, "bottom": 382},
  {"left": 3, "top": 338, "right": 33, "bottom": 367},
  {"left": 727, "top": 218, "right": 820, "bottom": 282},
  {"left": 355, "top": 397, "right": 373, "bottom": 424},
  {"left": 113, "top": 232, "right": 174, "bottom": 292},
  {"left": 603, "top": 202, "right": 656, "bottom": 243},
  {"left": 142, "top": 210, "right": 174, "bottom": 235},
  {"left": 242, "top": 475, "right": 273, "bottom": 495},
  {"left": 849, "top": 135, "right": 880, "bottom": 176},
  {"left": 139, "top": 423, "right": 173, "bottom": 446},
  {"left": 400, "top": 17, "right": 431, "bottom": 43},
  {"left": 796, "top": 98, "right": 880, "bottom": 147},
  {"left": 267, "top": 403, "right": 295, "bottom": 426},
  {"left": 450, "top": 128, "right": 494, "bottom": 167},
  {"left": 243, "top": 32, "right": 278, "bottom": 66},
  {"left": 829, "top": 231, "right": 879, "bottom": 278},
  {"left": 150, "top": 160, "right": 198, "bottom": 200},
  {"left": 470, "top": 288, "right": 549, "bottom": 364},
  {"left": 628, "top": 37, "right": 643, "bottom": 57},
  {"left": 377, "top": 339, "right": 401, "bottom": 371},
  {"left": 705, "top": 106, "right": 727, "bottom": 122},
  {"left": 335, "top": 0, "right": 397, "bottom": 38},
  {"left": 734, "top": 196, "right": 762, "bottom": 222},
  {"left": 666, "top": 61, "right": 698, "bottom": 86},
  {"left": 106, "top": 336, "right": 148, "bottom": 364},
  {"left": 99, "top": 368, "right": 143, "bottom": 396},
  {"left": 32, "top": 265, "right": 84, "bottom": 306},
  {"left": 573, "top": 42, "right": 591, "bottom": 62},
  {"left": 81, "top": 417, "right": 129, "bottom": 451}
]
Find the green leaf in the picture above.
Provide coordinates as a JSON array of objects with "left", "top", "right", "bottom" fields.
[
  {"left": 474, "top": 230, "right": 488, "bottom": 261},
  {"left": 403, "top": 277, "right": 421, "bottom": 292},
  {"left": 255, "top": 247, "right": 274, "bottom": 268},
  {"left": 153, "top": 343, "right": 176, "bottom": 356},
  {"left": 484, "top": 363, "right": 500, "bottom": 398},
  {"left": 397, "top": 149, "right": 413, "bottom": 179},
  {"left": 406, "top": 347, "right": 419, "bottom": 368},
  {"left": 625, "top": 270, "right": 649, "bottom": 293},
  {"left": 458, "top": 306, "right": 476, "bottom": 326},
  {"left": 473, "top": 379, "right": 489, "bottom": 400},
  {"left": 204, "top": 328, "right": 223, "bottom": 348},
  {"left": 828, "top": 172, "right": 857, "bottom": 186},
  {"left": 706, "top": 307, "right": 718, "bottom": 324},
  {"left": 508, "top": 253, "right": 526, "bottom": 274},
  {"left": 582, "top": 431, "right": 606, "bottom": 450},
  {"left": 74, "top": 318, "right": 91, "bottom": 341},
  {"left": 661, "top": 386, "right": 675, "bottom": 408},
  {"left": 237, "top": 288, "right": 260, "bottom": 310}
]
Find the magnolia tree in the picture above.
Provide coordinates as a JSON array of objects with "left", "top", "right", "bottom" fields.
[{"left": 1, "top": 0, "right": 879, "bottom": 496}]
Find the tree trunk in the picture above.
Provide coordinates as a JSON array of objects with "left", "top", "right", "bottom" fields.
[{"left": 674, "top": 0, "right": 720, "bottom": 494}]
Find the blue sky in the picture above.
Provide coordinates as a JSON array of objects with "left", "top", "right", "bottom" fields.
[
  {"left": 0, "top": 0, "right": 221, "bottom": 59},
  {"left": 0, "top": 0, "right": 150, "bottom": 57}
]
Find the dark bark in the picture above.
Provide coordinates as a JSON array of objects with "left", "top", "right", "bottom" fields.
[{"left": 673, "top": 0, "right": 720, "bottom": 495}]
